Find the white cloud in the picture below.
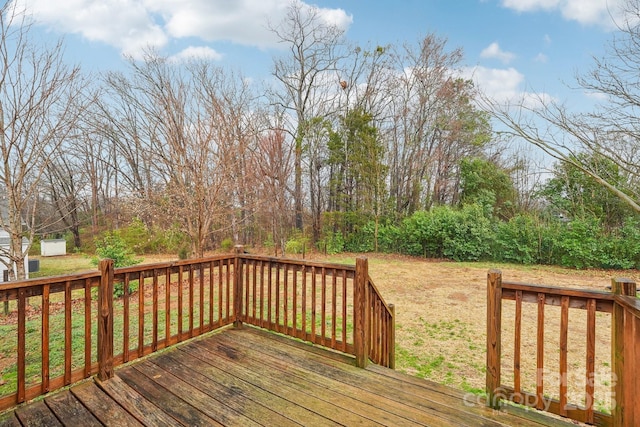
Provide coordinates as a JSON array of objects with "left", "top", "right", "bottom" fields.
[
  {"left": 11, "top": 0, "right": 168, "bottom": 58},
  {"left": 534, "top": 53, "right": 548, "bottom": 63},
  {"left": 480, "top": 42, "right": 516, "bottom": 64},
  {"left": 500, "top": 0, "right": 625, "bottom": 29},
  {"left": 9, "top": 0, "right": 352, "bottom": 57},
  {"left": 169, "top": 46, "right": 224, "bottom": 62},
  {"left": 462, "top": 65, "right": 554, "bottom": 108}
]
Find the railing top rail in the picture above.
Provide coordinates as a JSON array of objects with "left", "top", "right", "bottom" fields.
[
  {"left": 113, "top": 254, "right": 236, "bottom": 275},
  {"left": 238, "top": 253, "right": 357, "bottom": 272},
  {"left": 614, "top": 294, "right": 640, "bottom": 316},
  {"left": 502, "top": 280, "right": 615, "bottom": 301},
  {"left": 367, "top": 274, "right": 393, "bottom": 314},
  {"left": 0, "top": 270, "right": 101, "bottom": 292}
]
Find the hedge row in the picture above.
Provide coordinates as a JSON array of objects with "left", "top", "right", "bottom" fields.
[{"left": 322, "top": 204, "right": 640, "bottom": 270}]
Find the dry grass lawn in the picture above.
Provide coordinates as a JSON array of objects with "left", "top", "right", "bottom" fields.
[{"left": 316, "top": 252, "right": 640, "bottom": 414}]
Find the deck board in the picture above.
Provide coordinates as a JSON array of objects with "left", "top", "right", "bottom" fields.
[
  {"left": 44, "top": 390, "right": 102, "bottom": 427},
  {"left": 0, "top": 326, "right": 577, "bottom": 426}
]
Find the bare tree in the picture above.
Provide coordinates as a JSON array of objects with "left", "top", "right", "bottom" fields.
[
  {"left": 383, "top": 34, "right": 490, "bottom": 215},
  {"left": 252, "top": 128, "right": 294, "bottom": 254},
  {"left": 101, "top": 53, "right": 257, "bottom": 257},
  {"left": 0, "top": 3, "right": 89, "bottom": 279},
  {"left": 484, "top": 0, "right": 640, "bottom": 213},
  {"left": 269, "top": 1, "right": 347, "bottom": 231}
]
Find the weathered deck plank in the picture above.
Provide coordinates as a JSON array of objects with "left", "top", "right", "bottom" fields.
[
  {"left": 96, "top": 376, "right": 181, "bottom": 426},
  {"left": 1, "top": 326, "right": 577, "bottom": 426},
  {"left": 213, "top": 329, "right": 509, "bottom": 426},
  {"left": 70, "top": 382, "right": 142, "bottom": 427},
  {"left": 44, "top": 390, "right": 102, "bottom": 427},
  {"left": 14, "top": 401, "right": 61, "bottom": 427}
]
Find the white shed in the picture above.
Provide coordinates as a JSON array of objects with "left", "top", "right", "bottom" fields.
[{"left": 41, "top": 239, "right": 67, "bottom": 257}]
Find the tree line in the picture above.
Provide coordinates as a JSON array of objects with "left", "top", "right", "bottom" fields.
[{"left": 2, "top": 1, "right": 640, "bottom": 279}]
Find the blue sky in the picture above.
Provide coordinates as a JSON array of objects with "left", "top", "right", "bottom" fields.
[{"left": 9, "top": 0, "right": 626, "bottom": 108}]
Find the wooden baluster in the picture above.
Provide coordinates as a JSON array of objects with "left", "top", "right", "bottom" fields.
[
  {"left": 17, "top": 288, "right": 26, "bottom": 403},
  {"left": 559, "top": 295, "right": 569, "bottom": 415},
  {"left": 389, "top": 304, "right": 396, "bottom": 369},
  {"left": 123, "top": 273, "right": 130, "bottom": 362},
  {"left": 64, "top": 280, "right": 72, "bottom": 385},
  {"left": 585, "top": 298, "right": 596, "bottom": 424},
  {"left": 84, "top": 279, "right": 92, "bottom": 378},
  {"left": 42, "top": 285, "right": 50, "bottom": 393},
  {"left": 536, "top": 292, "right": 545, "bottom": 411},
  {"left": 165, "top": 268, "right": 171, "bottom": 345},
  {"left": 302, "top": 266, "right": 308, "bottom": 339},
  {"left": 514, "top": 290, "right": 523, "bottom": 404},
  {"left": 152, "top": 271, "right": 159, "bottom": 351}
]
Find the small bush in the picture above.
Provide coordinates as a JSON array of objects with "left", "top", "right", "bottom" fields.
[
  {"left": 318, "top": 231, "right": 344, "bottom": 254},
  {"left": 177, "top": 247, "right": 189, "bottom": 260},
  {"left": 92, "top": 232, "right": 141, "bottom": 297},
  {"left": 285, "top": 235, "right": 309, "bottom": 255},
  {"left": 220, "top": 238, "right": 234, "bottom": 251}
]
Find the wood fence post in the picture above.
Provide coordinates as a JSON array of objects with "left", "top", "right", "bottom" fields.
[
  {"left": 486, "top": 269, "right": 502, "bottom": 409},
  {"left": 354, "top": 257, "right": 370, "bottom": 368},
  {"left": 234, "top": 245, "right": 244, "bottom": 328},
  {"left": 97, "top": 259, "right": 114, "bottom": 381},
  {"left": 389, "top": 303, "right": 396, "bottom": 369},
  {"left": 611, "top": 277, "right": 636, "bottom": 427}
]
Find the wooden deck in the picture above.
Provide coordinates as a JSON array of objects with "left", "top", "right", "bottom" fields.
[{"left": 0, "top": 326, "right": 575, "bottom": 427}]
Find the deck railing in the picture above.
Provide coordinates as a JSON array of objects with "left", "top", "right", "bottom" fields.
[
  {"left": 486, "top": 270, "right": 639, "bottom": 427},
  {"left": 0, "top": 252, "right": 393, "bottom": 412}
]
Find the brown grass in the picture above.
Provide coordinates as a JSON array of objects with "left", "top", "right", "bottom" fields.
[{"left": 314, "top": 252, "right": 640, "bottom": 414}]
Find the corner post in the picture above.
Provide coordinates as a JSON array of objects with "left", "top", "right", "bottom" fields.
[
  {"left": 389, "top": 303, "right": 396, "bottom": 369},
  {"left": 611, "top": 277, "right": 636, "bottom": 427},
  {"left": 234, "top": 245, "right": 244, "bottom": 328},
  {"left": 354, "top": 256, "right": 370, "bottom": 368},
  {"left": 97, "top": 259, "right": 114, "bottom": 381},
  {"left": 486, "top": 269, "right": 503, "bottom": 409}
]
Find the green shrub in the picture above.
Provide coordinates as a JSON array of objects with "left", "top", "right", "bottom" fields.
[
  {"left": 318, "top": 231, "right": 345, "bottom": 254},
  {"left": 598, "top": 217, "right": 640, "bottom": 269},
  {"left": 92, "top": 232, "right": 141, "bottom": 297},
  {"left": 554, "top": 218, "right": 602, "bottom": 269},
  {"left": 285, "top": 235, "right": 309, "bottom": 255},
  {"left": 220, "top": 238, "right": 234, "bottom": 251},
  {"left": 399, "top": 204, "right": 492, "bottom": 261},
  {"left": 177, "top": 247, "right": 189, "bottom": 260},
  {"left": 494, "top": 214, "right": 541, "bottom": 264}
]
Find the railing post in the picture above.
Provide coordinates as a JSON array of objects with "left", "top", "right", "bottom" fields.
[
  {"left": 97, "top": 259, "right": 114, "bottom": 381},
  {"left": 611, "top": 277, "right": 636, "bottom": 427},
  {"left": 354, "top": 257, "right": 370, "bottom": 368},
  {"left": 234, "top": 245, "right": 244, "bottom": 328},
  {"left": 486, "top": 269, "right": 502, "bottom": 409},
  {"left": 389, "top": 303, "right": 396, "bottom": 369}
]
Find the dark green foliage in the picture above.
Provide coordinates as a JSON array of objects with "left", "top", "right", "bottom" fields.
[
  {"left": 92, "top": 232, "right": 141, "bottom": 297},
  {"left": 326, "top": 205, "right": 640, "bottom": 269},
  {"left": 398, "top": 204, "right": 493, "bottom": 261},
  {"left": 494, "top": 214, "right": 542, "bottom": 265},
  {"left": 539, "top": 154, "right": 632, "bottom": 230},
  {"left": 317, "top": 231, "right": 345, "bottom": 254},
  {"left": 459, "top": 157, "right": 517, "bottom": 220}
]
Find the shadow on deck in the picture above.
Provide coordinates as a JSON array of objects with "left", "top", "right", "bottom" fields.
[{"left": 0, "top": 326, "right": 575, "bottom": 426}]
